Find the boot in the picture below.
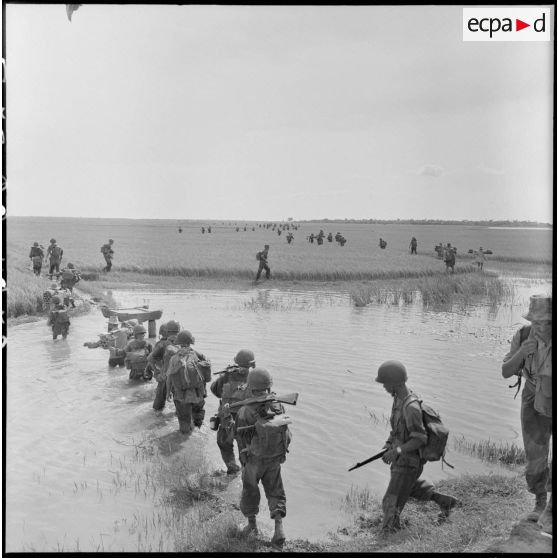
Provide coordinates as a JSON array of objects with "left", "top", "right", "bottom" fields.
[
  {"left": 271, "top": 517, "right": 286, "bottom": 548},
  {"left": 537, "top": 494, "right": 553, "bottom": 536},
  {"left": 242, "top": 516, "right": 258, "bottom": 536},
  {"left": 525, "top": 492, "right": 547, "bottom": 522},
  {"left": 431, "top": 492, "right": 458, "bottom": 519}
]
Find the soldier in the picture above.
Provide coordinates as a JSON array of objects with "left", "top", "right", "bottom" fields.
[
  {"left": 166, "top": 330, "right": 212, "bottom": 434},
  {"left": 255, "top": 245, "right": 271, "bottom": 281},
  {"left": 84, "top": 318, "right": 131, "bottom": 367},
  {"left": 208, "top": 225, "right": 212, "bottom": 233},
  {"left": 339, "top": 235, "right": 347, "bottom": 247},
  {"left": 327, "top": 232, "right": 333, "bottom": 243},
  {"left": 502, "top": 295, "right": 552, "bottom": 530},
  {"left": 444, "top": 244, "right": 456, "bottom": 273},
  {"left": 235, "top": 367, "right": 291, "bottom": 549},
  {"left": 100, "top": 239, "right": 115, "bottom": 272},
  {"left": 286, "top": 232, "right": 294, "bottom": 244},
  {"left": 148, "top": 319, "right": 181, "bottom": 411},
  {"left": 409, "top": 237, "right": 418, "bottom": 255},
  {"left": 210, "top": 349, "right": 256, "bottom": 474},
  {"left": 123, "top": 324, "right": 152, "bottom": 380},
  {"left": 308, "top": 233, "right": 315, "bottom": 244},
  {"left": 474, "top": 247, "right": 486, "bottom": 270},
  {"left": 60, "top": 263, "right": 81, "bottom": 292},
  {"left": 46, "top": 238, "right": 64, "bottom": 278},
  {"left": 379, "top": 238, "right": 387, "bottom": 249},
  {"left": 48, "top": 296, "right": 70, "bottom": 340},
  {"left": 201, "top": 226, "right": 205, "bottom": 234},
  {"left": 29, "top": 242, "right": 44, "bottom": 275},
  {"left": 375, "top": 360, "right": 458, "bottom": 532}
]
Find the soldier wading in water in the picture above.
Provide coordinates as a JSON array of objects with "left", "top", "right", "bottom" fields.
[
  {"left": 210, "top": 349, "right": 256, "bottom": 474},
  {"left": 235, "top": 368, "right": 292, "bottom": 549},
  {"left": 376, "top": 360, "right": 458, "bottom": 532}
]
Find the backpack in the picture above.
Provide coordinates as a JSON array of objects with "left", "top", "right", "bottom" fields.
[
  {"left": 247, "top": 406, "right": 292, "bottom": 459},
  {"left": 61, "top": 270, "right": 75, "bottom": 283},
  {"left": 50, "top": 246, "right": 62, "bottom": 259},
  {"left": 168, "top": 347, "right": 209, "bottom": 389},
  {"left": 403, "top": 395, "right": 449, "bottom": 464},
  {"left": 256, "top": 251, "right": 262, "bottom": 261},
  {"left": 54, "top": 309, "right": 70, "bottom": 325}
]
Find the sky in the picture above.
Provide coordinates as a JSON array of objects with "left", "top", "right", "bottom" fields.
[{"left": 5, "top": 4, "right": 555, "bottom": 222}]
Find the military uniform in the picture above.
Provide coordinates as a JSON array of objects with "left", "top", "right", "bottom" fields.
[
  {"left": 211, "top": 367, "right": 249, "bottom": 472},
  {"left": 148, "top": 337, "right": 175, "bottom": 410},
  {"left": 167, "top": 346, "right": 211, "bottom": 433},
  {"left": 256, "top": 249, "right": 271, "bottom": 280},
  {"left": 29, "top": 244, "right": 44, "bottom": 275},
  {"left": 46, "top": 244, "right": 64, "bottom": 277},
  {"left": 101, "top": 242, "right": 114, "bottom": 272},
  {"left": 235, "top": 398, "right": 289, "bottom": 522},
  {"left": 49, "top": 304, "right": 70, "bottom": 340},
  {"left": 124, "top": 338, "right": 152, "bottom": 380},
  {"left": 504, "top": 327, "right": 552, "bottom": 497},
  {"left": 382, "top": 390, "right": 434, "bottom": 531}
]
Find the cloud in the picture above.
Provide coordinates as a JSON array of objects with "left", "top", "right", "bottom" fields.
[{"left": 416, "top": 164, "right": 444, "bottom": 177}]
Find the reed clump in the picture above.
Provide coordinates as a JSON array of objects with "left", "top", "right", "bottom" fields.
[
  {"left": 6, "top": 269, "right": 49, "bottom": 317},
  {"left": 452, "top": 435, "right": 525, "bottom": 466}
]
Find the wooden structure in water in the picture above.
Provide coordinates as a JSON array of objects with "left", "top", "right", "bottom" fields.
[{"left": 100, "top": 305, "right": 163, "bottom": 338}]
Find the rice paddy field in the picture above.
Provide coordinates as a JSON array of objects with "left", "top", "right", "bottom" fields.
[{"left": 7, "top": 217, "right": 553, "bottom": 281}]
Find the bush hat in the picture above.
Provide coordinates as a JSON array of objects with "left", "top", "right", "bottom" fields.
[{"left": 523, "top": 294, "right": 552, "bottom": 322}]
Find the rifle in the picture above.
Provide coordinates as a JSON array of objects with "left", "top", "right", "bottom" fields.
[
  {"left": 236, "top": 414, "right": 292, "bottom": 432},
  {"left": 228, "top": 392, "right": 299, "bottom": 411},
  {"left": 213, "top": 364, "right": 240, "bottom": 376},
  {"left": 348, "top": 448, "right": 388, "bottom": 472}
]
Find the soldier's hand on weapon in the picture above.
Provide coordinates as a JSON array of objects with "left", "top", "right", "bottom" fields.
[
  {"left": 381, "top": 447, "right": 399, "bottom": 464},
  {"left": 222, "top": 403, "right": 231, "bottom": 418},
  {"left": 520, "top": 339, "right": 537, "bottom": 358}
]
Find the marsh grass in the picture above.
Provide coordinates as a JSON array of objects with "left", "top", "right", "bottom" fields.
[
  {"left": 452, "top": 435, "right": 525, "bottom": 466},
  {"left": 6, "top": 268, "right": 50, "bottom": 317},
  {"left": 350, "top": 271, "right": 515, "bottom": 308}
]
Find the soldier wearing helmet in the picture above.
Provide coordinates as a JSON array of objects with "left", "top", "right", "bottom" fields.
[
  {"left": 100, "top": 239, "right": 115, "bottom": 272},
  {"left": 234, "top": 367, "right": 291, "bottom": 549},
  {"left": 148, "top": 320, "right": 181, "bottom": 410},
  {"left": 210, "top": 349, "right": 256, "bottom": 474},
  {"left": 48, "top": 295, "right": 70, "bottom": 340},
  {"left": 83, "top": 316, "right": 129, "bottom": 367},
  {"left": 165, "top": 329, "right": 212, "bottom": 434},
  {"left": 255, "top": 245, "right": 271, "bottom": 281},
  {"left": 29, "top": 242, "right": 44, "bottom": 275},
  {"left": 376, "top": 360, "right": 457, "bottom": 532},
  {"left": 46, "top": 239, "right": 64, "bottom": 279},
  {"left": 123, "top": 322, "right": 152, "bottom": 380},
  {"left": 60, "top": 262, "right": 81, "bottom": 293}
]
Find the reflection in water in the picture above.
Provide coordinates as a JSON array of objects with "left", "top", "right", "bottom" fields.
[{"left": 5, "top": 281, "right": 546, "bottom": 551}]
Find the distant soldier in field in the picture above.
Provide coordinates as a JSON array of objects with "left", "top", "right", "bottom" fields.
[
  {"left": 166, "top": 330, "right": 212, "bottom": 434},
  {"left": 474, "top": 247, "right": 486, "bottom": 270},
  {"left": 308, "top": 233, "right": 315, "bottom": 244},
  {"left": 29, "top": 242, "right": 44, "bottom": 275},
  {"left": 201, "top": 226, "right": 205, "bottom": 234},
  {"left": 434, "top": 243, "right": 444, "bottom": 259},
  {"left": 210, "top": 349, "right": 256, "bottom": 474},
  {"left": 236, "top": 226, "right": 240, "bottom": 232},
  {"left": 101, "top": 239, "right": 115, "bottom": 272},
  {"left": 256, "top": 245, "right": 271, "bottom": 281},
  {"left": 375, "top": 360, "right": 458, "bottom": 532},
  {"left": 124, "top": 324, "right": 152, "bottom": 380},
  {"left": 327, "top": 232, "right": 333, "bottom": 243},
  {"left": 502, "top": 295, "right": 553, "bottom": 534},
  {"left": 277, "top": 229, "right": 282, "bottom": 236},
  {"left": 208, "top": 226, "right": 212, "bottom": 233},
  {"left": 339, "top": 235, "right": 347, "bottom": 247},
  {"left": 286, "top": 232, "right": 294, "bottom": 244},
  {"left": 148, "top": 320, "right": 181, "bottom": 411},
  {"left": 379, "top": 238, "right": 387, "bottom": 249},
  {"left": 46, "top": 238, "right": 64, "bottom": 278},
  {"left": 444, "top": 244, "right": 456, "bottom": 273},
  {"left": 409, "top": 237, "right": 418, "bottom": 255},
  {"left": 335, "top": 232, "right": 341, "bottom": 244}
]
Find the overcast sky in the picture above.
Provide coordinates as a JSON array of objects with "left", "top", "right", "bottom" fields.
[{"left": 6, "top": 4, "right": 554, "bottom": 222}]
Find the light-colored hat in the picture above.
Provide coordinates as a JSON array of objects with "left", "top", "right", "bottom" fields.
[
  {"left": 523, "top": 294, "right": 552, "bottom": 322},
  {"left": 108, "top": 315, "right": 119, "bottom": 325}
]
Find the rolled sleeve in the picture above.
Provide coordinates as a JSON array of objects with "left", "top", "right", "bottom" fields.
[{"left": 503, "top": 330, "right": 522, "bottom": 364}]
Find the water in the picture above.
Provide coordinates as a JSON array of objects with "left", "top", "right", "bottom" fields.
[{"left": 5, "top": 282, "right": 544, "bottom": 551}]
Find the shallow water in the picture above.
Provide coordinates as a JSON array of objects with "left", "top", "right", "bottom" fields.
[{"left": 5, "top": 281, "right": 546, "bottom": 551}]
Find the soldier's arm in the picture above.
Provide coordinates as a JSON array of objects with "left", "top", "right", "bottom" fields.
[
  {"left": 502, "top": 330, "right": 525, "bottom": 378},
  {"left": 401, "top": 401, "right": 427, "bottom": 453},
  {"left": 210, "top": 375, "right": 226, "bottom": 398}
]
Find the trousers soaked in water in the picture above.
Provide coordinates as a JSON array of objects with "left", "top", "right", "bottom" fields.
[
  {"left": 217, "top": 417, "right": 238, "bottom": 467},
  {"left": 381, "top": 455, "right": 434, "bottom": 531},
  {"left": 152, "top": 380, "right": 167, "bottom": 410},
  {"left": 240, "top": 457, "right": 286, "bottom": 519},
  {"left": 521, "top": 383, "right": 552, "bottom": 495},
  {"left": 173, "top": 398, "right": 205, "bottom": 433}
]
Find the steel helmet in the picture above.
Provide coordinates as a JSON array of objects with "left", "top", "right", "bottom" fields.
[
  {"left": 247, "top": 367, "right": 273, "bottom": 390},
  {"left": 126, "top": 319, "right": 139, "bottom": 327},
  {"left": 51, "top": 295, "right": 61, "bottom": 305},
  {"left": 234, "top": 349, "right": 256, "bottom": 368},
  {"left": 50, "top": 238, "right": 56, "bottom": 244},
  {"left": 67, "top": 263, "right": 75, "bottom": 269},
  {"left": 108, "top": 239, "right": 114, "bottom": 244},
  {"left": 133, "top": 324, "right": 147, "bottom": 335},
  {"left": 33, "top": 241, "right": 39, "bottom": 247},
  {"left": 375, "top": 360, "right": 408, "bottom": 386},
  {"left": 108, "top": 315, "right": 119, "bottom": 325},
  {"left": 176, "top": 330, "right": 194, "bottom": 345},
  {"left": 166, "top": 320, "right": 181, "bottom": 334},
  {"left": 159, "top": 322, "right": 168, "bottom": 337},
  {"left": 51, "top": 282, "right": 58, "bottom": 289}
]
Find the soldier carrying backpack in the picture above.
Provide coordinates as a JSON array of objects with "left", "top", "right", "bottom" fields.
[
  {"left": 48, "top": 296, "right": 70, "bottom": 340},
  {"left": 375, "top": 360, "right": 458, "bottom": 532},
  {"left": 166, "top": 330, "right": 212, "bottom": 434}
]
